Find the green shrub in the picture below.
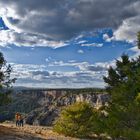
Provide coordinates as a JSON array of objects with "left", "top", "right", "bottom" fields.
[{"left": 53, "top": 102, "right": 94, "bottom": 138}]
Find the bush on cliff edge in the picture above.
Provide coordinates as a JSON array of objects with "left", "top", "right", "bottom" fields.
[{"left": 53, "top": 102, "right": 94, "bottom": 138}]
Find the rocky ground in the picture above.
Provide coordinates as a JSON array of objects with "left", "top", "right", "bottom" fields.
[{"left": 0, "top": 123, "right": 85, "bottom": 140}]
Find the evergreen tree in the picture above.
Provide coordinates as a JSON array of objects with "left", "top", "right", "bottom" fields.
[
  {"left": 0, "top": 52, "right": 16, "bottom": 106},
  {"left": 103, "top": 54, "right": 140, "bottom": 140}
]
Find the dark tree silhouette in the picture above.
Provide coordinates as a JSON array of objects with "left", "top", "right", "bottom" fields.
[
  {"left": 0, "top": 52, "right": 16, "bottom": 106},
  {"left": 138, "top": 32, "right": 140, "bottom": 49}
]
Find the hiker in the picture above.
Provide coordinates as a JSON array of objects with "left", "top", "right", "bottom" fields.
[
  {"left": 15, "top": 112, "right": 20, "bottom": 126},
  {"left": 15, "top": 113, "right": 24, "bottom": 127},
  {"left": 19, "top": 114, "right": 24, "bottom": 127}
]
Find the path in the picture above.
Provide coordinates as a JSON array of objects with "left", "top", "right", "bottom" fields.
[{"left": 0, "top": 123, "right": 83, "bottom": 140}]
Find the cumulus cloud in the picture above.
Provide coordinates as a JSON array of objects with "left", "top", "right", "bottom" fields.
[
  {"left": 11, "top": 63, "right": 107, "bottom": 88},
  {"left": 0, "top": 29, "right": 68, "bottom": 48},
  {"left": 114, "top": 1, "right": 140, "bottom": 41},
  {"left": 114, "top": 16, "right": 140, "bottom": 42},
  {"left": 10, "top": 60, "right": 118, "bottom": 88},
  {"left": 48, "top": 60, "right": 89, "bottom": 68},
  {"left": 78, "top": 61, "right": 115, "bottom": 71},
  {"left": 10, "top": 58, "right": 118, "bottom": 88},
  {"left": 47, "top": 60, "right": 115, "bottom": 72},
  {"left": 0, "top": 0, "right": 139, "bottom": 47}
]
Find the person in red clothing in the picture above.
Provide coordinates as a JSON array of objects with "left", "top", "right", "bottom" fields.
[
  {"left": 15, "top": 112, "right": 20, "bottom": 126},
  {"left": 15, "top": 112, "right": 24, "bottom": 127}
]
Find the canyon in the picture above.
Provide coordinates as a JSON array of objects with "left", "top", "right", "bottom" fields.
[{"left": 0, "top": 88, "right": 109, "bottom": 126}]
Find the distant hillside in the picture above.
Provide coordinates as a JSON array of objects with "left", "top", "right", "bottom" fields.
[
  {"left": 0, "top": 88, "right": 109, "bottom": 126},
  {"left": 13, "top": 87, "right": 105, "bottom": 93}
]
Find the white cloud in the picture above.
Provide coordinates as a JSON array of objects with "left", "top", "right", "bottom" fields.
[
  {"left": 68, "top": 60, "right": 77, "bottom": 63},
  {"left": 103, "top": 33, "right": 114, "bottom": 42},
  {"left": 78, "top": 49, "right": 84, "bottom": 54},
  {"left": 77, "top": 40, "right": 87, "bottom": 44},
  {"left": 10, "top": 62, "right": 113, "bottom": 88},
  {"left": 0, "top": 0, "right": 139, "bottom": 48},
  {"left": 81, "top": 43, "right": 103, "bottom": 47},
  {"left": 114, "top": 1, "right": 140, "bottom": 42},
  {"left": 45, "top": 58, "right": 49, "bottom": 62},
  {"left": 78, "top": 60, "right": 116, "bottom": 71},
  {"left": 48, "top": 59, "right": 116, "bottom": 72},
  {"left": 129, "top": 46, "right": 138, "bottom": 52},
  {"left": 48, "top": 60, "right": 89, "bottom": 68},
  {"left": 0, "top": 30, "right": 68, "bottom": 48},
  {"left": 9, "top": 55, "right": 120, "bottom": 88},
  {"left": 114, "top": 16, "right": 140, "bottom": 42},
  {"left": 128, "top": 46, "right": 140, "bottom": 59}
]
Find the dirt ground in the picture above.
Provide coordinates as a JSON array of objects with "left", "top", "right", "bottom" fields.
[
  {"left": 0, "top": 123, "right": 83, "bottom": 140},
  {"left": 0, "top": 125, "right": 44, "bottom": 140}
]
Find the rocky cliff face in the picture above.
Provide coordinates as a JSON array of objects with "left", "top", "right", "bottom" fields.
[
  {"left": 24, "top": 90, "right": 109, "bottom": 126},
  {"left": 0, "top": 89, "right": 109, "bottom": 126}
]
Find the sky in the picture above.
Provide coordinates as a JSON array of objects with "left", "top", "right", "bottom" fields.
[{"left": 0, "top": 0, "right": 140, "bottom": 88}]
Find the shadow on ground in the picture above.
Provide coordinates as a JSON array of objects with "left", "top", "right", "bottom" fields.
[{"left": 0, "top": 125, "right": 45, "bottom": 140}]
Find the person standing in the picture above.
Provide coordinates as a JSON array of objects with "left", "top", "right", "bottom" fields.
[
  {"left": 15, "top": 112, "right": 19, "bottom": 126},
  {"left": 19, "top": 114, "right": 24, "bottom": 127}
]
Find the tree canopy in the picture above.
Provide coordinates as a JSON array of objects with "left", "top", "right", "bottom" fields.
[
  {"left": 102, "top": 54, "right": 140, "bottom": 139},
  {"left": 54, "top": 102, "right": 94, "bottom": 138},
  {"left": 0, "top": 52, "right": 16, "bottom": 106}
]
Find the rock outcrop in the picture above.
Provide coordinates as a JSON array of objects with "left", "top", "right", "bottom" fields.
[
  {"left": 24, "top": 90, "right": 109, "bottom": 126},
  {"left": 0, "top": 89, "right": 110, "bottom": 126}
]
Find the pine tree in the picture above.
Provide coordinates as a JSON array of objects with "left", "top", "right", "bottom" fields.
[
  {"left": 103, "top": 54, "right": 140, "bottom": 140},
  {"left": 0, "top": 52, "right": 16, "bottom": 106}
]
